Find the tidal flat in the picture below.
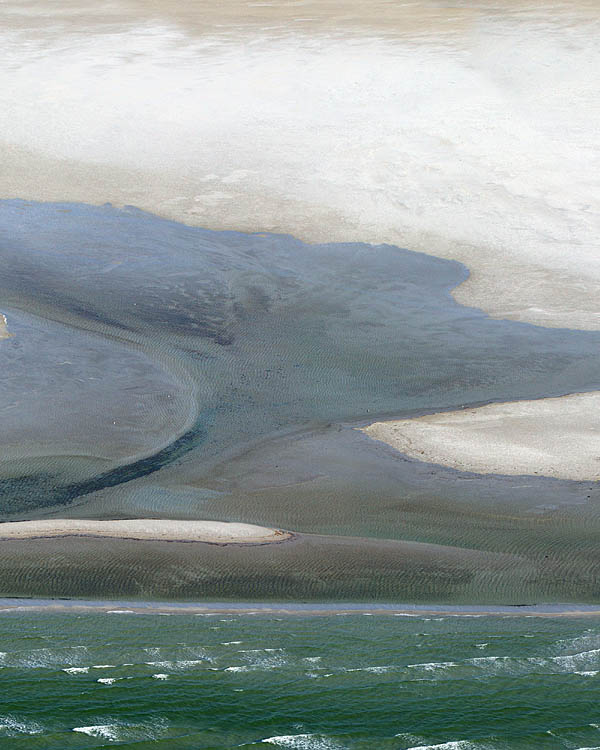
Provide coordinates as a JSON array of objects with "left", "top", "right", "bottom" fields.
[{"left": 2, "top": 199, "right": 600, "bottom": 602}]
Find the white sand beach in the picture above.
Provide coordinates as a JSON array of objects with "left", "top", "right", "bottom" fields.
[
  {"left": 1, "top": 1, "right": 599, "bottom": 330},
  {"left": 0, "top": 519, "right": 291, "bottom": 544},
  {"left": 362, "top": 392, "right": 600, "bottom": 481}
]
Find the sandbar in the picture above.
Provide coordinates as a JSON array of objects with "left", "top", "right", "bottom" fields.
[
  {"left": 0, "top": 313, "right": 11, "bottom": 339},
  {"left": 361, "top": 391, "right": 600, "bottom": 481},
  {"left": 0, "top": 519, "right": 291, "bottom": 545},
  {"left": 2, "top": 599, "right": 600, "bottom": 618}
]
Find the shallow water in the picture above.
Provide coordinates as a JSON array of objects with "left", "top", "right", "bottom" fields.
[
  {"left": 3, "top": 199, "right": 600, "bottom": 503},
  {"left": 1, "top": 612, "right": 600, "bottom": 748},
  {"left": 3, "top": 200, "right": 600, "bottom": 601}
]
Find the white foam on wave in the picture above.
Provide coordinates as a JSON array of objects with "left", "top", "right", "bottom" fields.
[
  {"left": 73, "top": 717, "right": 168, "bottom": 741},
  {"left": 554, "top": 630, "right": 600, "bottom": 653},
  {"left": 63, "top": 666, "right": 89, "bottom": 674},
  {"left": 407, "top": 661, "right": 458, "bottom": 671},
  {"left": 0, "top": 645, "right": 89, "bottom": 669},
  {"left": 466, "top": 656, "right": 510, "bottom": 667},
  {"left": 144, "top": 658, "right": 205, "bottom": 670},
  {"left": 263, "top": 733, "right": 344, "bottom": 749},
  {"left": 406, "top": 741, "right": 483, "bottom": 750},
  {"left": 152, "top": 673, "right": 169, "bottom": 680},
  {"left": 550, "top": 648, "right": 600, "bottom": 673},
  {"left": 344, "top": 665, "right": 394, "bottom": 674},
  {"left": 239, "top": 648, "right": 284, "bottom": 653},
  {"left": 236, "top": 648, "right": 288, "bottom": 671},
  {"left": 106, "top": 610, "right": 136, "bottom": 614},
  {"left": 0, "top": 715, "right": 44, "bottom": 736},
  {"left": 221, "top": 640, "right": 243, "bottom": 645},
  {"left": 461, "top": 650, "right": 600, "bottom": 677},
  {"left": 73, "top": 724, "right": 120, "bottom": 740}
]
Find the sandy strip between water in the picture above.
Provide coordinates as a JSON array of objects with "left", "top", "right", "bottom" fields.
[
  {"left": 0, "top": 519, "right": 292, "bottom": 545},
  {"left": 1, "top": 599, "right": 600, "bottom": 618}
]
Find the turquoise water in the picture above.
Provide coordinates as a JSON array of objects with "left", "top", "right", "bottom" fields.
[{"left": 2, "top": 611, "right": 600, "bottom": 749}]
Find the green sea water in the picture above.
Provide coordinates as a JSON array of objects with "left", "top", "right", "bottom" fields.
[{"left": 1, "top": 611, "right": 600, "bottom": 749}]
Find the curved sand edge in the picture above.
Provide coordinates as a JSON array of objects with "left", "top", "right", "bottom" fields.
[
  {"left": 360, "top": 391, "right": 600, "bottom": 482},
  {"left": 0, "top": 519, "right": 292, "bottom": 545}
]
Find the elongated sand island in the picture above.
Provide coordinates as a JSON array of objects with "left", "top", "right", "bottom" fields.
[
  {"left": 0, "top": 519, "right": 292, "bottom": 545},
  {"left": 361, "top": 391, "right": 600, "bottom": 482}
]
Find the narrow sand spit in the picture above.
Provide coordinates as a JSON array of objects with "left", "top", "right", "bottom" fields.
[
  {"left": 0, "top": 313, "right": 12, "bottom": 339},
  {"left": 0, "top": 519, "right": 292, "bottom": 544},
  {"left": 361, "top": 392, "right": 600, "bottom": 482}
]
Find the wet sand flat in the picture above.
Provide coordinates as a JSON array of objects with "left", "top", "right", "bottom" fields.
[{"left": 0, "top": 532, "right": 549, "bottom": 603}]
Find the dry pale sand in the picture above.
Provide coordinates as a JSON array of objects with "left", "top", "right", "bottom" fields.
[
  {"left": 0, "top": 313, "right": 12, "bottom": 339},
  {"left": 361, "top": 392, "right": 600, "bottom": 482},
  {"left": 2, "top": 1, "right": 600, "bottom": 330},
  {"left": 0, "top": 519, "right": 291, "bottom": 544}
]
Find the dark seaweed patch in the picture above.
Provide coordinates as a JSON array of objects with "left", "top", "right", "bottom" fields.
[{"left": 0, "top": 423, "right": 206, "bottom": 516}]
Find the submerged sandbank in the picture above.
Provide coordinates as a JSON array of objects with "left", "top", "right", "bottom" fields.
[
  {"left": 0, "top": 519, "right": 291, "bottom": 545},
  {"left": 362, "top": 391, "right": 600, "bottom": 481}
]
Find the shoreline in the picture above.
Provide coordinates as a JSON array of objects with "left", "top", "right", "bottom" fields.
[{"left": 2, "top": 598, "right": 600, "bottom": 618}]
